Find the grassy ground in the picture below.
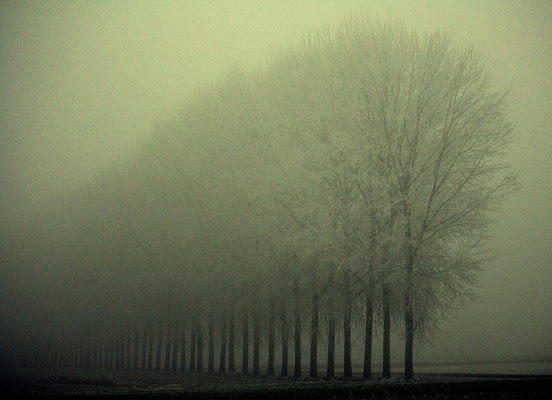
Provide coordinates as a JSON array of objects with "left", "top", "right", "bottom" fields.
[{"left": 1, "top": 368, "right": 551, "bottom": 399}]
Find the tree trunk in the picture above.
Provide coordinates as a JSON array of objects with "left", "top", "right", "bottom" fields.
[
  {"left": 118, "top": 332, "right": 125, "bottom": 370},
  {"left": 171, "top": 324, "right": 178, "bottom": 371},
  {"left": 151, "top": 325, "right": 159, "bottom": 371},
  {"left": 343, "top": 270, "right": 352, "bottom": 379},
  {"left": 149, "top": 327, "right": 156, "bottom": 371},
  {"left": 97, "top": 330, "right": 103, "bottom": 368},
  {"left": 327, "top": 314, "right": 336, "bottom": 378},
  {"left": 293, "top": 281, "right": 302, "bottom": 378},
  {"left": 105, "top": 335, "right": 110, "bottom": 370},
  {"left": 326, "top": 271, "right": 336, "bottom": 378},
  {"left": 135, "top": 327, "right": 140, "bottom": 370},
  {"left": 155, "top": 326, "right": 162, "bottom": 371},
  {"left": 365, "top": 211, "right": 377, "bottom": 380},
  {"left": 242, "top": 307, "right": 249, "bottom": 374},
  {"left": 179, "top": 323, "right": 186, "bottom": 372},
  {"left": 115, "top": 334, "right": 120, "bottom": 370},
  {"left": 162, "top": 324, "right": 170, "bottom": 371},
  {"left": 382, "top": 284, "right": 391, "bottom": 378},
  {"left": 405, "top": 296, "right": 414, "bottom": 379},
  {"left": 280, "top": 296, "right": 289, "bottom": 377},
  {"left": 228, "top": 309, "right": 235, "bottom": 371},
  {"left": 107, "top": 332, "right": 112, "bottom": 369},
  {"left": 196, "top": 316, "right": 203, "bottom": 372},
  {"left": 253, "top": 310, "right": 260, "bottom": 375},
  {"left": 309, "top": 292, "right": 319, "bottom": 378},
  {"left": 166, "top": 324, "right": 173, "bottom": 371},
  {"left": 146, "top": 325, "right": 152, "bottom": 370},
  {"left": 156, "top": 323, "right": 165, "bottom": 371},
  {"left": 88, "top": 336, "right": 95, "bottom": 369},
  {"left": 404, "top": 248, "right": 415, "bottom": 379},
  {"left": 165, "top": 324, "right": 172, "bottom": 372},
  {"left": 189, "top": 325, "right": 196, "bottom": 372},
  {"left": 134, "top": 325, "right": 141, "bottom": 370},
  {"left": 153, "top": 326, "right": 160, "bottom": 371},
  {"left": 267, "top": 298, "right": 276, "bottom": 376},
  {"left": 208, "top": 314, "right": 215, "bottom": 372},
  {"left": 81, "top": 334, "right": 89, "bottom": 369},
  {"left": 219, "top": 316, "right": 227, "bottom": 373},
  {"left": 84, "top": 334, "right": 91, "bottom": 369},
  {"left": 126, "top": 327, "right": 132, "bottom": 370},
  {"left": 363, "top": 290, "right": 373, "bottom": 379}
]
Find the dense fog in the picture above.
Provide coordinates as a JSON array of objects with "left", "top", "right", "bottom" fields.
[{"left": 1, "top": 1, "right": 550, "bottom": 375}]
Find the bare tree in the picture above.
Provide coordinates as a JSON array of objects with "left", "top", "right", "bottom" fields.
[
  {"left": 346, "top": 22, "right": 518, "bottom": 378},
  {"left": 250, "top": 18, "right": 517, "bottom": 379}
]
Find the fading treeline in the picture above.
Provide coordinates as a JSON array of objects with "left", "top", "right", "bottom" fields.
[{"left": 1, "top": 18, "right": 517, "bottom": 379}]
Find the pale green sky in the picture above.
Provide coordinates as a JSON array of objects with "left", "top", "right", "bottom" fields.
[{"left": 1, "top": 0, "right": 551, "bottom": 363}]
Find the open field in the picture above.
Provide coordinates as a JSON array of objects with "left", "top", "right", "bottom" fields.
[{"left": 2, "top": 368, "right": 551, "bottom": 399}]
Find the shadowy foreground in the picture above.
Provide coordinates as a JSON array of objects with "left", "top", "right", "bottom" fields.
[{"left": 2, "top": 369, "right": 551, "bottom": 399}]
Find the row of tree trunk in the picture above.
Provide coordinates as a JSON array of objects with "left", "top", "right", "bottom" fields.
[{"left": 34, "top": 289, "right": 396, "bottom": 379}]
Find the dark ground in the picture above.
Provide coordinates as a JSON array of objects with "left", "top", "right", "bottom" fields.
[{"left": 1, "top": 368, "right": 551, "bottom": 399}]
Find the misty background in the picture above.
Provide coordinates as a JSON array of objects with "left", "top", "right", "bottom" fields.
[{"left": 1, "top": 0, "right": 550, "bottom": 366}]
